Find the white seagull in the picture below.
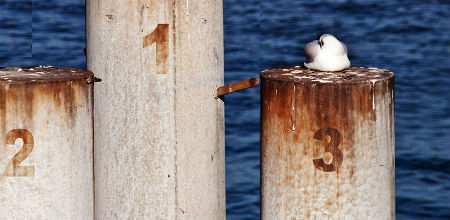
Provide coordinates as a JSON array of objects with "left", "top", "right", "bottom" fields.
[{"left": 304, "top": 34, "right": 350, "bottom": 71}]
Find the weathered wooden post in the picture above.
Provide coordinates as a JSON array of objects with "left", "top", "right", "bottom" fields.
[
  {"left": 261, "top": 66, "right": 395, "bottom": 220},
  {"left": 86, "top": 0, "right": 225, "bottom": 219},
  {"left": 0, "top": 66, "right": 95, "bottom": 219}
]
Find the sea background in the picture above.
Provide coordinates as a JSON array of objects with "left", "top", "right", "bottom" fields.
[{"left": 0, "top": 0, "right": 449, "bottom": 219}]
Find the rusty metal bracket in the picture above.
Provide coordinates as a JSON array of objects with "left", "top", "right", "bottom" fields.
[
  {"left": 216, "top": 77, "right": 259, "bottom": 97},
  {"left": 87, "top": 76, "right": 102, "bottom": 84}
]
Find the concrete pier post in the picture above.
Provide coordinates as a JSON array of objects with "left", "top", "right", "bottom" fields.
[
  {"left": 260, "top": 66, "right": 395, "bottom": 220},
  {"left": 86, "top": 0, "right": 225, "bottom": 219},
  {"left": 0, "top": 66, "right": 95, "bottom": 220}
]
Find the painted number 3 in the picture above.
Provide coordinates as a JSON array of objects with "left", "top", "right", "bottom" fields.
[
  {"left": 313, "top": 127, "right": 343, "bottom": 172},
  {"left": 3, "top": 129, "right": 34, "bottom": 177},
  {"left": 143, "top": 24, "right": 169, "bottom": 74}
]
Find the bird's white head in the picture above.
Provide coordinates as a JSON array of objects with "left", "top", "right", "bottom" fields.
[{"left": 318, "top": 34, "right": 346, "bottom": 54}]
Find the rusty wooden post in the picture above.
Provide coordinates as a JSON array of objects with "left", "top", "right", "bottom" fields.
[
  {"left": 86, "top": 0, "right": 225, "bottom": 219},
  {"left": 261, "top": 66, "right": 395, "bottom": 220},
  {"left": 0, "top": 66, "right": 95, "bottom": 219}
]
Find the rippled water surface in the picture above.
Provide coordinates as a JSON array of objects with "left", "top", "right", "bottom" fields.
[{"left": 1, "top": 0, "right": 449, "bottom": 219}]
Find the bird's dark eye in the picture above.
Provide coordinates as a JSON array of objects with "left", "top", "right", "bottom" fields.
[{"left": 316, "top": 33, "right": 325, "bottom": 41}]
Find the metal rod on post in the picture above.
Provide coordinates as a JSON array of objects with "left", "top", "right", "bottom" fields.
[
  {"left": 260, "top": 66, "right": 395, "bottom": 220},
  {"left": 216, "top": 78, "right": 259, "bottom": 97}
]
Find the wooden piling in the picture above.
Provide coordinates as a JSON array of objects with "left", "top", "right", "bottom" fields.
[
  {"left": 86, "top": 0, "right": 225, "bottom": 219},
  {"left": 0, "top": 66, "right": 95, "bottom": 219},
  {"left": 260, "top": 66, "right": 395, "bottom": 220}
]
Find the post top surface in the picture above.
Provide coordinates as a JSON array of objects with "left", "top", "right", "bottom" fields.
[
  {"left": 0, "top": 66, "right": 94, "bottom": 84},
  {"left": 261, "top": 66, "right": 393, "bottom": 84}
]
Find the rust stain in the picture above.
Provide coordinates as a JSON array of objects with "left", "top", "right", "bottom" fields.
[
  {"left": 0, "top": 66, "right": 94, "bottom": 129},
  {"left": 64, "top": 81, "right": 75, "bottom": 120},
  {"left": 282, "top": 175, "right": 295, "bottom": 187},
  {"left": 143, "top": 24, "right": 169, "bottom": 74},
  {"left": 261, "top": 66, "right": 394, "bottom": 217},
  {"left": 4, "top": 129, "right": 34, "bottom": 177},
  {"left": 0, "top": 87, "right": 5, "bottom": 140},
  {"left": 24, "top": 85, "right": 34, "bottom": 120},
  {"left": 216, "top": 78, "right": 259, "bottom": 97},
  {"left": 0, "top": 66, "right": 93, "bottom": 83},
  {"left": 6, "top": 129, "right": 33, "bottom": 144},
  {"left": 0, "top": 66, "right": 94, "bottom": 180},
  {"left": 312, "top": 127, "right": 343, "bottom": 172},
  {"left": 261, "top": 66, "right": 393, "bottom": 171}
]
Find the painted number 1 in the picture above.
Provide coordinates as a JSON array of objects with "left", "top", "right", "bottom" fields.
[
  {"left": 143, "top": 24, "right": 169, "bottom": 74},
  {"left": 3, "top": 129, "right": 34, "bottom": 177},
  {"left": 313, "top": 127, "right": 343, "bottom": 172}
]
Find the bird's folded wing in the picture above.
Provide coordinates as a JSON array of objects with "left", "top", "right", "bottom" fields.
[
  {"left": 342, "top": 42, "right": 348, "bottom": 55},
  {"left": 304, "top": 40, "right": 320, "bottom": 63}
]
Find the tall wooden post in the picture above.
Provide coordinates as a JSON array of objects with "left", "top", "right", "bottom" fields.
[
  {"left": 86, "top": 1, "right": 225, "bottom": 219},
  {"left": 260, "top": 66, "right": 395, "bottom": 220},
  {"left": 0, "top": 66, "right": 94, "bottom": 220}
]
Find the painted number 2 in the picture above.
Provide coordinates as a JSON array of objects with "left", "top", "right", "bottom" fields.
[
  {"left": 143, "top": 24, "right": 169, "bottom": 74},
  {"left": 3, "top": 129, "right": 34, "bottom": 177},
  {"left": 313, "top": 127, "right": 343, "bottom": 172}
]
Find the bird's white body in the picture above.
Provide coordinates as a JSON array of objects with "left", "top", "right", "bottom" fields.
[{"left": 304, "top": 34, "right": 350, "bottom": 71}]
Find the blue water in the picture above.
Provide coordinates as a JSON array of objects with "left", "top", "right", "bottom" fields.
[{"left": 1, "top": 0, "right": 449, "bottom": 219}]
